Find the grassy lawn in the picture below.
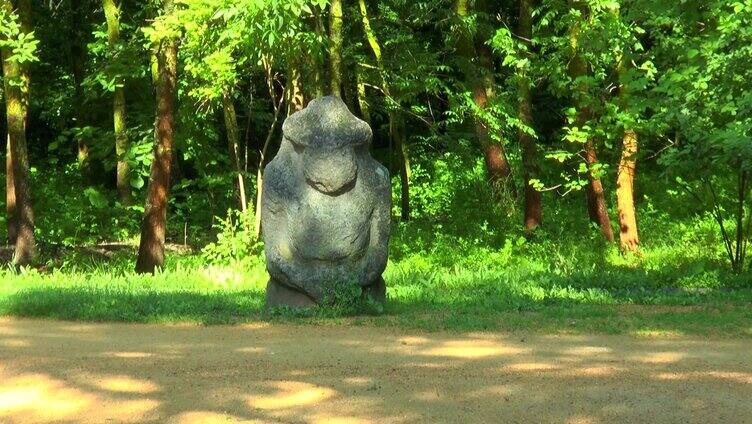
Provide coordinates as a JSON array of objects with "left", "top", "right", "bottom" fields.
[{"left": 1, "top": 235, "right": 750, "bottom": 337}]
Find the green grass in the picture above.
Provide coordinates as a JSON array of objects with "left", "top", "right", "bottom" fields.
[
  {"left": 1, "top": 162, "right": 751, "bottom": 336},
  {"left": 1, "top": 228, "right": 750, "bottom": 337}
]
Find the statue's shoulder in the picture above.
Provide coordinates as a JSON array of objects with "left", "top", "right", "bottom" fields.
[{"left": 264, "top": 151, "right": 293, "bottom": 185}]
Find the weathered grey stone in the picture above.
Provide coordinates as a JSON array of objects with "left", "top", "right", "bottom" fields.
[{"left": 261, "top": 96, "right": 391, "bottom": 307}]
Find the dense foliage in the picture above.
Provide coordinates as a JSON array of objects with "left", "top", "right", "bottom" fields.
[{"left": 0, "top": 0, "right": 751, "bottom": 330}]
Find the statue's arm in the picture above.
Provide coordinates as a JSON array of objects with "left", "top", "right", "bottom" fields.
[
  {"left": 360, "top": 167, "right": 391, "bottom": 285},
  {"left": 262, "top": 170, "right": 300, "bottom": 288}
]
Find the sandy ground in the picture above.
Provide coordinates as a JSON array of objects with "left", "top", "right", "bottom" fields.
[{"left": 1, "top": 319, "right": 751, "bottom": 424}]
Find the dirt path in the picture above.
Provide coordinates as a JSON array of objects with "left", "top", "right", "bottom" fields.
[{"left": 1, "top": 319, "right": 751, "bottom": 423}]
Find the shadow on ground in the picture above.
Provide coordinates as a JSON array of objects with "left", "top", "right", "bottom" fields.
[{"left": 1, "top": 318, "right": 751, "bottom": 423}]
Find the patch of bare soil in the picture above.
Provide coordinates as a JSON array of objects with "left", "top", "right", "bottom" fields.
[{"left": 1, "top": 318, "right": 751, "bottom": 423}]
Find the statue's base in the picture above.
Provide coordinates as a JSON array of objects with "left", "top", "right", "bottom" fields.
[{"left": 265, "top": 278, "right": 386, "bottom": 309}]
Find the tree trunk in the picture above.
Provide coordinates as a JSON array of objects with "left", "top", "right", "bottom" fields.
[
  {"left": 254, "top": 63, "right": 285, "bottom": 239},
  {"left": 103, "top": 0, "right": 132, "bottom": 205},
  {"left": 455, "top": 0, "right": 512, "bottom": 193},
  {"left": 358, "top": 0, "right": 411, "bottom": 220},
  {"left": 568, "top": 0, "right": 613, "bottom": 242},
  {"left": 355, "top": 66, "right": 371, "bottom": 124},
  {"left": 617, "top": 128, "right": 639, "bottom": 251},
  {"left": 391, "top": 117, "right": 411, "bottom": 220},
  {"left": 6, "top": 134, "right": 16, "bottom": 244},
  {"left": 222, "top": 90, "right": 247, "bottom": 213},
  {"left": 70, "top": 0, "right": 91, "bottom": 182},
  {"left": 286, "top": 60, "right": 305, "bottom": 115},
  {"left": 584, "top": 141, "right": 614, "bottom": 242},
  {"left": 1, "top": 0, "right": 36, "bottom": 264},
  {"left": 612, "top": 5, "right": 640, "bottom": 252},
  {"left": 328, "top": 0, "right": 343, "bottom": 97},
  {"left": 136, "top": 5, "right": 178, "bottom": 274},
  {"left": 312, "top": 9, "right": 326, "bottom": 99},
  {"left": 518, "top": 0, "right": 542, "bottom": 232}
]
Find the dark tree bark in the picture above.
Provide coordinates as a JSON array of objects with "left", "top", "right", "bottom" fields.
[
  {"left": 583, "top": 140, "right": 615, "bottom": 242},
  {"left": 103, "top": 0, "right": 132, "bottom": 205},
  {"left": 568, "top": 0, "right": 614, "bottom": 242},
  {"left": 70, "top": 0, "right": 92, "bottom": 183},
  {"left": 311, "top": 9, "right": 326, "bottom": 99},
  {"left": 286, "top": 59, "right": 305, "bottom": 115},
  {"left": 136, "top": 3, "right": 178, "bottom": 273},
  {"left": 518, "top": 0, "right": 542, "bottom": 232},
  {"left": 222, "top": 90, "right": 248, "bottom": 213},
  {"left": 355, "top": 66, "right": 371, "bottom": 124},
  {"left": 328, "top": 0, "right": 343, "bottom": 97},
  {"left": 455, "top": 0, "right": 513, "bottom": 193},
  {"left": 2, "top": 0, "right": 36, "bottom": 264}
]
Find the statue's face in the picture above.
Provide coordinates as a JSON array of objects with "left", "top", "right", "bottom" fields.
[
  {"left": 280, "top": 95, "right": 372, "bottom": 196},
  {"left": 288, "top": 137, "right": 360, "bottom": 195}
]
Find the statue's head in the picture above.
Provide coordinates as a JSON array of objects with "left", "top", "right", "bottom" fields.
[{"left": 282, "top": 96, "right": 372, "bottom": 195}]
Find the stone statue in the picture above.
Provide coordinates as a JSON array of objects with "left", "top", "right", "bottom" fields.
[{"left": 261, "top": 96, "right": 391, "bottom": 307}]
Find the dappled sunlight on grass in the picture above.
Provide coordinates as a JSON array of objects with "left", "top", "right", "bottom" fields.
[{"left": 199, "top": 265, "right": 266, "bottom": 290}]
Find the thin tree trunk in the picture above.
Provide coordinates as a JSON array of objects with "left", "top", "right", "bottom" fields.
[
  {"left": 254, "top": 62, "right": 285, "bottom": 239},
  {"left": 328, "top": 0, "right": 343, "bottom": 97},
  {"left": 253, "top": 112, "right": 281, "bottom": 238},
  {"left": 617, "top": 128, "right": 639, "bottom": 251},
  {"left": 286, "top": 60, "right": 304, "bottom": 115},
  {"left": 222, "top": 90, "right": 247, "bottom": 213},
  {"left": 355, "top": 66, "right": 371, "bottom": 124},
  {"left": 569, "top": 0, "right": 613, "bottom": 242},
  {"left": 518, "top": 0, "right": 542, "bottom": 232},
  {"left": 312, "top": 9, "right": 326, "bottom": 99},
  {"left": 103, "top": 0, "right": 131, "bottom": 205},
  {"left": 455, "top": 0, "right": 512, "bottom": 193},
  {"left": 1, "top": 0, "right": 36, "bottom": 264},
  {"left": 612, "top": 5, "right": 640, "bottom": 252},
  {"left": 70, "top": 0, "right": 91, "bottom": 182},
  {"left": 391, "top": 118, "right": 411, "bottom": 220},
  {"left": 476, "top": 44, "right": 513, "bottom": 191},
  {"left": 359, "top": 0, "right": 411, "bottom": 220},
  {"left": 584, "top": 141, "right": 614, "bottom": 242},
  {"left": 6, "top": 134, "right": 16, "bottom": 245},
  {"left": 136, "top": 3, "right": 178, "bottom": 273}
]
